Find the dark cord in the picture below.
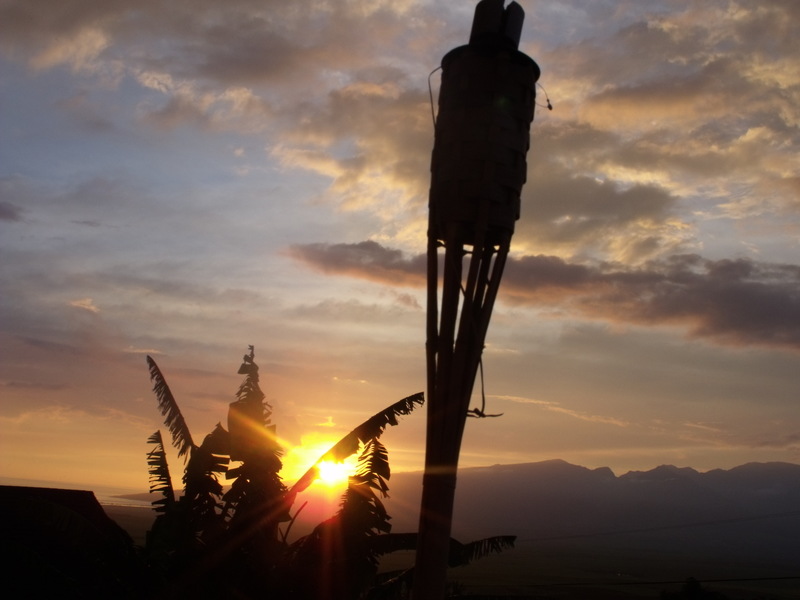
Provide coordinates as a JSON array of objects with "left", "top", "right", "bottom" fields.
[
  {"left": 468, "top": 358, "right": 503, "bottom": 418},
  {"left": 428, "top": 66, "right": 442, "bottom": 128},
  {"left": 536, "top": 82, "right": 553, "bottom": 111}
]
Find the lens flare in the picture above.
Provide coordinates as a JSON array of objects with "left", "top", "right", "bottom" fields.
[{"left": 316, "top": 460, "right": 352, "bottom": 488}]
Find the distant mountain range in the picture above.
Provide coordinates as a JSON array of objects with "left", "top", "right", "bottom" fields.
[
  {"left": 381, "top": 460, "right": 800, "bottom": 567},
  {"left": 120, "top": 459, "right": 800, "bottom": 568}
]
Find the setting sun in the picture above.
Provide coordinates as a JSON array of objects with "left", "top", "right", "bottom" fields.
[
  {"left": 317, "top": 460, "right": 353, "bottom": 488},
  {"left": 281, "top": 432, "right": 357, "bottom": 492}
]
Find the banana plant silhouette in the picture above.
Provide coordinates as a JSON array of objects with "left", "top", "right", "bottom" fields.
[{"left": 144, "top": 347, "right": 514, "bottom": 599}]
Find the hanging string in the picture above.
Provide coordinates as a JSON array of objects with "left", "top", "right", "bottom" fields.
[
  {"left": 468, "top": 356, "right": 503, "bottom": 418},
  {"left": 536, "top": 82, "right": 553, "bottom": 111},
  {"left": 428, "top": 66, "right": 443, "bottom": 128}
]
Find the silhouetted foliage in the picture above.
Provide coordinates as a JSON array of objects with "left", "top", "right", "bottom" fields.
[
  {"left": 288, "top": 392, "right": 425, "bottom": 501},
  {"left": 146, "top": 431, "right": 175, "bottom": 514},
  {"left": 147, "top": 355, "right": 194, "bottom": 459},
  {"left": 142, "top": 347, "right": 514, "bottom": 599},
  {"left": 282, "top": 438, "right": 394, "bottom": 599}
]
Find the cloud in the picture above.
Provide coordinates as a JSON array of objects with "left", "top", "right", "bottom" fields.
[
  {"left": 752, "top": 432, "right": 800, "bottom": 451},
  {"left": 502, "top": 253, "right": 800, "bottom": 351},
  {"left": 518, "top": 156, "right": 683, "bottom": 261},
  {"left": 673, "top": 419, "right": 800, "bottom": 454},
  {"left": 1, "top": 0, "right": 442, "bottom": 240},
  {"left": 287, "top": 241, "right": 426, "bottom": 286},
  {"left": 270, "top": 69, "right": 434, "bottom": 239},
  {"left": 1, "top": 0, "right": 798, "bottom": 481},
  {"left": 30, "top": 26, "right": 109, "bottom": 72},
  {"left": 498, "top": 394, "right": 629, "bottom": 427},
  {"left": 289, "top": 240, "right": 800, "bottom": 351},
  {"left": 142, "top": 93, "right": 213, "bottom": 130},
  {"left": 122, "top": 346, "right": 162, "bottom": 355},
  {"left": 682, "top": 422, "right": 723, "bottom": 434},
  {"left": 527, "top": 0, "right": 800, "bottom": 260},
  {"left": 0, "top": 405, "right": 76, "bottom": 426},
  {"left": 137, "top": 82, "right": 274, "bottom": 132},
  {"left": 1, "top": 380, "right": 68, "bottom": 392},
  {"left": 316, "top": 416, "right": 336, "bottom": 427},
  {"left": 4, "top": 0, "right": 792, "bottom": 262},
  {"left": 387, "top": 291, "right": 422, "bottom": 311},
  {"left": 70, "top": 298, "right": 101, "bottom": 313},
  {"left": 286, "top": 297, "right": 418, "bottom": 326},
  {"left": 0, "top": 201, "right": 23, "bottom": 221}
]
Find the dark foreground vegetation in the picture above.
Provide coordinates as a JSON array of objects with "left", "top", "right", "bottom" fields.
[
  {"left": 4, "top": 347, "right": 798, "bottom": 598},
  {"left": 2, "top": 347, "right": 514, "bottom": 599}
]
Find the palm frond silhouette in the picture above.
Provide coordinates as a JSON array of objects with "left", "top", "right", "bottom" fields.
[
  {"left": 142, "top": 347, "right": 512, "bottom": 599},
  {"left": 146, "top": 430, "right": 175, "bottom": 513},
  {"left": 147, "top": 355, "right": 194, "bottom": 459},
  {"left": 287, "top": 392, "right": 423, "bottom": 500}
]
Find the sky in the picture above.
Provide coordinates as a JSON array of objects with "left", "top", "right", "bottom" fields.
[{"left": 1, "top": 0, "right": 799, "bottom": 495}]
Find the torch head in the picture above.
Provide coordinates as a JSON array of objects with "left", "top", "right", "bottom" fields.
[{"left": 429, "top": 0, "right": 540, "bottom": 247}]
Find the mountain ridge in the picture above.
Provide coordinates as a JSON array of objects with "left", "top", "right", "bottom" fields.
[
  {"left": 112, "top": 459, "right": 800, "bottom": 568},
  {"left": 382, "top": 459, "right": 800, "bottom": 567}
]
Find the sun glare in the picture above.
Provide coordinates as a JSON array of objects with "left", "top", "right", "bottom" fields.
[
  {"left": 281, "top": 432, "right": 357, "bottom": 492},
  {"left": 317, "top": 460, "right": 352, "bottom": 488}
]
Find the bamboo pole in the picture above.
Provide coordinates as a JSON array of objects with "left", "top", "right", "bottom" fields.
[{"left": 413, "top": 2, "right": 539, "bottom": 595}]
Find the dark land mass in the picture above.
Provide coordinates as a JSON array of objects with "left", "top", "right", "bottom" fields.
[
  {"left": 0, "top": 485, "right": 144, "bottom": 598},
  {"left": 117, "top": 459, "right": 800, "bottom": 597},
  {"left": 114, "top": 460, "right": 800, "bottom": 598},
  {"left": 379, "top": 460, "right": 800, "bottom": 598},
  {"left": 7, "top": 460, "right": 798, "bottom": 598}
]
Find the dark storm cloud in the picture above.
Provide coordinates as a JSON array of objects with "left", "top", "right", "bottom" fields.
[
  {"left": 290, "top": 241, "right": 800, "bottom": 351},
  {"left": 504, "top": 254, "right": 800, "bottom": 351}
]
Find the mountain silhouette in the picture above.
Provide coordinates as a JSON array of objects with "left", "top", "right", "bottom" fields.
[
  {"left": 119, "top": 459, "right": 800, "bottom": 569},
  {"left": 382, "top": 460, "right": 800, "bottom": 567}
]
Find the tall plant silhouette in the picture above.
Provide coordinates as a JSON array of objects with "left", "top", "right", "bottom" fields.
[
  {"left": 143, "top": 347, "right": 513, "bottom": 598},
  {"left": 146, "top": 360, "right": 230, "bottom": 588},
  {"left": 221, "top": 346, "right": 287, "bottom": 591}
]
